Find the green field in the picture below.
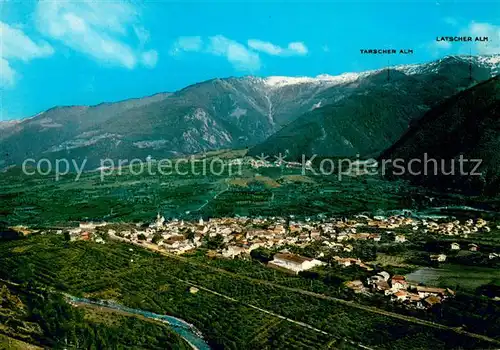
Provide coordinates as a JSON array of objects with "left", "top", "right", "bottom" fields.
[
  {"left": 0, "top": 156, "right": 443, "bottom": 227},
  {"left": 406, "top": 264, "right": 500, "bottom": 291}
]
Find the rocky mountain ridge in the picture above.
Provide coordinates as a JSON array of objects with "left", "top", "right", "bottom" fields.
[{"left": 1, "top": 54, "right": 499, "bottom": 169}]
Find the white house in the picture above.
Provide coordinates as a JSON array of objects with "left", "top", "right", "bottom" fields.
[
  {"left": 390, "top": 276, "right": 408, "bottom": 290},
  {"left": 269, "top": 253, "right": 324, "bottom": 274},
  {"left": 430, "top": 254, "right": 447, "bottom": 262},
  {"left": 451, "top": 242, "right": 460, "bottom": 250},
  {"left": 222, "top": 246, "right": 248, "bottom": 259},
  {"left": 468, "top": 243, "right": 478, "bottom": 252},
  {"left": 153, "top": 213, "right": 165, "bottom": 228},
  {"left": 395, "top": 235, "right": 406, "bottom": 243},
  {"left": 378, "top": 271, "right": 391, "bottom": 281}
]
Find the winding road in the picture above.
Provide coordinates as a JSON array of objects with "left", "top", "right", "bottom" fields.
[{"left": 186, "top": 183, "right": 230, "bottom": 214}]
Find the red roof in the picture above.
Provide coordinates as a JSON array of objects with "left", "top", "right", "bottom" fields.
[
  {"left": 274, "top": 253, "right": 312, "bottom": 264},
  {"left": 392, "top": 275, "right": 406, "bottom": 281}
]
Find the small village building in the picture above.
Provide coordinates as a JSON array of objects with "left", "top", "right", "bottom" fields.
[
  {"left": 345, "top": 280, "right": 366, "bottom": 293},
  {"left": 393, "top": 290, "right": 408, "bottom": 301},
  {"left": 81, "top": 231, "right": 90, "bottom": 241},
  {"left": 424, "top": 295, "right": 441, "bottom": 307},
  {"left": 343, "top": 244, "right": 353, "bottom": 252},
  {"left": 268, "top": 253, "right": 324, "bottom": 274},
  {"left": 451, "top": 242, "right": 460, "bottom": 250},
  {"left": 416, "top": 286, "right": 447, "bottom": 298},
  {"left": 378, "top": 271, "right": 391, "bottom": 281},
  {"left": 468, "top": 243, "right": 479, "bottom": 252},
  {"left": 334, "top": 257, "right": 353, "bottom": 267},
  {"left": 395, "top": 235, "right": 406, "bottom": 243},
  {"left": 408, "top": 293, "right": 422, "bottom": 302},
  {"left": 222, "top": 246, "right": 248, "bottom": 259},
  {"left": 95, "top": 237, "right": 105, "bottom": 244},
  {"left": 430, "top": 254, "right": 447, "bottom": 262},
  {"left": 372, "top": 280, "right": 391, "bottom": 292},
  {"left": 391, "top": 275, "right": 408, "bottom": 290}
]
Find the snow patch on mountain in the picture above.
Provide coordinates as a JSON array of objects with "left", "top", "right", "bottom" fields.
[
  {"left": 37, "top": 118, "right": 63, "bottom": 129},
  {"left": 311, "top": 101, "right": 322, "bottom": 110},
  {"left": 264, "top": 73, "right": 363, "bottom": 89},
  {"left": 259, "top": 55, "right": 499, "bottom": 91},
  {"left": 393, "top": 54, "right": 500, "bottom": 76},
  {"left": 230, "top": 107, "right": 247, "bottom": 118},
  {"left": 133, "top": 140, "right": 170, "bottom": 150}
]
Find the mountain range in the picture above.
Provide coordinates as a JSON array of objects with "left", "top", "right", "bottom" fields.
[
  {"left": 1, "top": 55, "right": 499, "bottom": 171},
  {"left": 380, "top": 75, "right": 500, "bottom": 195}
]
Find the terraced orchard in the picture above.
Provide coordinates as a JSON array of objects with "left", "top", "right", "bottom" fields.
[{"left": 0, "top": 234, "right": 497, "bottom": 349}]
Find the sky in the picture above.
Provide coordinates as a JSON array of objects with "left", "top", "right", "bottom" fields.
[{"left": 0, "top": 0, "right": 499, "bottom": 120}]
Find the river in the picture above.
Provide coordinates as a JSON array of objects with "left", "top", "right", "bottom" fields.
[{"left": 68, "top": 296, "right": 211, "bottom": 350}]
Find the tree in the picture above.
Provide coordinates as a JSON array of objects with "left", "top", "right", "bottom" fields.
[
  {"left": 205, "top": 234, "right": 225, "bottom": 250},
  {"left": 63, "top": 231, "right": 71, "bottom": 241},
  {"left": 250, "top": 248, "right": 273, "bottom": 263},
  {"left": 151, "top": 233, "right": 162, "bottom": 244},
  {"left": 186, "top": 229, "right": 195, "bottom": 242}
]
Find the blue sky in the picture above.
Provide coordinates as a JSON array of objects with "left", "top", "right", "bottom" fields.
[{"left": 1, "top": 1, "right": 499, "bottom": 120}]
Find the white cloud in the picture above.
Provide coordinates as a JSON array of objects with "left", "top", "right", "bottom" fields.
[
  {"left": 0, "top": 58, "right": 16, "bottom": 86},
  {"left": 0, "top": 21, "right": 54, "bottom": 86},
  {"left": 466, "top": 21, "right": 500, "bottom": 54},
  {"left": 207, "top": 35, "right": 261, "bottom": 72},
  {"left": 170, "top": 35, "right": 307, "bottom": 72},
  {"left": 427, "top": 21, "right": 500, "bottom": 56},
  {"left": 170, "top": 36, "right": 203, "bottom": 56},
  {"left": 444, "top": 17, "right": 458, "bottom": 27},
  {"left": 247, "top": 39, "right": 282, "bottom": 55},
  {"left": 141, "top": 50, "right": 158, "bottom": 68},
  {"left": 288, "top": 42, "right": 308, "bottom": 55},
  {"left": 134, "top": 25, "right": 150, "bottom": 47},
  {"left": 35, "top": 1, "right": 157, "bottom": 69},
  {"left": 425, "top": 40, "right": 452, "bottom": 57},
  {"left": 247, "top": 39, "right": 308, "bottom": 56}
]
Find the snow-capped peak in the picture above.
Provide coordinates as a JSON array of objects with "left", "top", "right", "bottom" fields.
[
  {"left": 260, "top": 54, "right": 500, "bottom": 90},
  {"left": 264, "top": 72, "right": 363, "bottom": 89}
]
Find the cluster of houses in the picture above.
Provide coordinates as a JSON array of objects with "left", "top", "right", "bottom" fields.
[
  {"left": 56, "top": 212, "right": 500, "bottom": 274},
  {"left": 67, "top": 222, "right": 107, "bottom": 243},
  {"left": 201, "top": 155, "right": 308, "bottom": 170},
  {"left": 245, "top": 157, "right": 309, "bottom": 170},
  {"left": 420, "top": 218, "right": 491, "bottom": 236},
  {"left": 102, "top": 213, "right": 425, "bottom": 257},
  {"left": 346, "top": 271, "right": 455, "bottom": 309},
  {"left": 430, "top": 240, "right": 500, "bottom": 261},
  {"left": 365, "top": 215, "right": 492, "bottom": 237},
  {"left": 331, "top": 256, "right": 373, "bottom": 271},
  {"left": 17, "top": 212, "right": 498, "bottom": 308},
  {"left": 63, "top": 214, "right": 497, "bottom": 263}
]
